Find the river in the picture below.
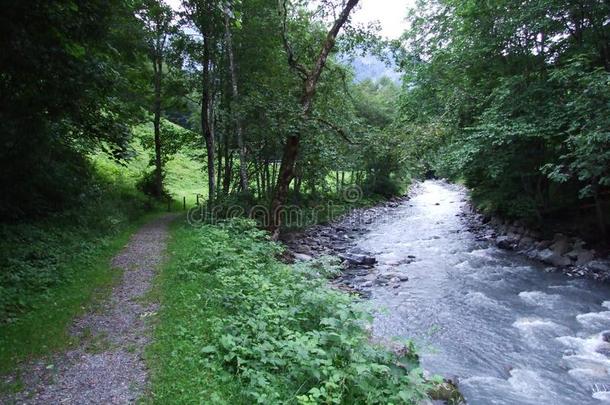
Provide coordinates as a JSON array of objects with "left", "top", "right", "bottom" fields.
[{"left": 354, "top": 180, "right": 610, "bottom": 404}]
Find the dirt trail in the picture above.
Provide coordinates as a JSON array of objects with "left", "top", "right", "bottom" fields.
[{"left": 3, "top": 214, "right": 177, "bottom": 404}]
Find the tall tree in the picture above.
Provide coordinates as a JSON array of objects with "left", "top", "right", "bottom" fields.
[
  {"left": 182, "top": 0, "right": 223, "bottom": 201},
  {"left": 269, "top": 0, "right": 360, "bottom": 237},
  {"left": 223, "top": 1, "right": 249, "bottom": 192},
  {"left": 137, "top": 0, "right": 175, "bottom": 198}
]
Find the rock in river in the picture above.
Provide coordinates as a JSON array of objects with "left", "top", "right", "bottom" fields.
[{"left": 338, "top": 253, "right": 376, "bottom": 266}]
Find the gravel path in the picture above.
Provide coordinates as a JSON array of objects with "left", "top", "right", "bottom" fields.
[{"left": 2, "top": 214, "right": 177, "bottom": 404}]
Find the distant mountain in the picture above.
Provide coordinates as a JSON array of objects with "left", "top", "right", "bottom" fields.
[{"left": 346, "top": 53, "right": 401, "bottom": 82}]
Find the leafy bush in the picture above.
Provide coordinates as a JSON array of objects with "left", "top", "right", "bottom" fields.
[{"left": 149, "top": 219, "right": 431, "bottom": 404}]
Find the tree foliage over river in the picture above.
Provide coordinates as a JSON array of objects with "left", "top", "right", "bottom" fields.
[{"left": 398, "top": 0, "right": 610, "bottom": 237}]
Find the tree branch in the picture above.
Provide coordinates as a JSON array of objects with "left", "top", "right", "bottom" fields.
[
  {"left": 279, "top": 0, "right": 309, "bottom": 80},
  {"left": 316, "top": 117, "right": 358, "bottom": 144},
  {"left": 308, "top": 0, "right": 359, "bottom": 88}
]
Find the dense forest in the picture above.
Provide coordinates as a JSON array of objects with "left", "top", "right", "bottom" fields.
[
  {"left": 1, "top": 0, "right": 609, "bottom": 403},
  {"left": 400, "top": 0, "right": 610, "bottom": 238}
]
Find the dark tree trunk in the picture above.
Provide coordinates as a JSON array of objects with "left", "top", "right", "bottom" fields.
[
  {"left": 216, "top": 131, "right": 222, "bottom": 199},
  {"left": 223, "top": 141, "right": 232, "bottom": 195},
  {"left": 264, "top": 160, "right": 271, "bottom": 196},
  {"left": 335, "top": 171, "right": 340, "bottom": 193},
  {"left": 224, "top": 5, "right": 248, "bottom": 192},
  {"left": 255, "top": 162, "right": 261, "bottom": 198},
  {"left": 269, "top": 0, "right": 360, "bottom": 238},
  {"left": 202, "top": 21, "right": 215, "bottom": 202}
]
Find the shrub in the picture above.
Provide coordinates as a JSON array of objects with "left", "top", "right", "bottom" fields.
[{"left": 149, "top": 219, "right": 431, "bottom": 404}]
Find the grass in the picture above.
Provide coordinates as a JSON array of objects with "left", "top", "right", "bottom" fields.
[
  {"left": 92, "top": 122, "right": 207, "bottom": 206},
  {"left": 146, "top": 219, "right": 431, "bottom": 404},
  {"left": 0, "top": 142, "right": 174, "bottom": 375}
]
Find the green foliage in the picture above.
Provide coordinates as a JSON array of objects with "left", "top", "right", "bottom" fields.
[
  {"left": 0, "top": 176, "right": 152, "bottom": 324},
  {"left": 398, "top": 0, "right": 610, "bottom": 228},
  {"left": 148, "top": 219, "right": 431, "bottom": 404},
  {"left": 0, "top": 0, "right": 147, "bottom": 219}
]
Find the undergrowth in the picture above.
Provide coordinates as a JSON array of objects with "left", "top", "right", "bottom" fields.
[
  {"left": 0, "top": 176, "right": 162, "bottom": 372},
  {"left": 147, "top": 219, "right": 431, "bottom": 404}
]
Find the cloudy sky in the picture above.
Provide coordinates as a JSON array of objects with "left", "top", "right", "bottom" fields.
[
  {"left": 165, "top": 0, "right": 415, "bottom": 39},
  {"left": 352, "top": 0, "right": 414, "bottom": 39}
]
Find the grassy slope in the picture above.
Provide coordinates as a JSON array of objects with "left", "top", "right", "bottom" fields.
[
  {"left": 147, "top": 220, "right": 431, "bottom": 404},
  {"left": 92, "top": 136, "right": 207, "bottom": 204},
  {"left": 0, "top": 124, "right": 208, "bottom": 375}
]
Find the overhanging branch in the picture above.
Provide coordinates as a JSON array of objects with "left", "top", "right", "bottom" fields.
[{"left": 316, "top": 117, "right": 358, "bottom": 144}]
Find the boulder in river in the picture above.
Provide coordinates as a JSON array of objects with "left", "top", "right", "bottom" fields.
[
  {"left": 537, "top": 248, "right": 572, "bottom": 267},
  {"left": 338, "top": 253, "right": 376, "bottom": 266},
  {"left": 496, "top": 236, "right": 516, "bottom": 250},
  {"left": 551, "top": 234, "right": 572, "bottom": 256}
]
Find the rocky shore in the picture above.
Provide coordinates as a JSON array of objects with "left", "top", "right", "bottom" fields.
[
  {"left": 281, "top": 187, "right": 464, "bottom": 404},
  {"left": 280, "top": 194, "right": 412, "bottom": 297},
  {"left": 462, "top": 206, "right": 610, "bottom": 282}
]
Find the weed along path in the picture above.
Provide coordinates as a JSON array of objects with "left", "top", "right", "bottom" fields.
[{"left": 3, "top": 214, "right": 177, "bottom": 404}]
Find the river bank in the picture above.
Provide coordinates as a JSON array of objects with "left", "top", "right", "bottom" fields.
[
  {"left": 463, "top": 204, "right": 610, "bottom": 283},
  {"left": 281, "top": 192, "right": 416, "bottom": 297}
]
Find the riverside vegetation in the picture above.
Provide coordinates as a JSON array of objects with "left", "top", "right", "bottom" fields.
[{"left": 1, "top": 0, "right": 609, "bottom": 403}]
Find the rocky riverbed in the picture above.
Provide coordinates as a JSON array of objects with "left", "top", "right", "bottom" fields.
[
  {"left": 283, "top": 182, "right": 610, "bottom": 288},
  {"left": 461, "top": 206, "right": 610, "bottom": 282},
  {"left": 281, "top": 193, "right": 415, "bottom": 297}
]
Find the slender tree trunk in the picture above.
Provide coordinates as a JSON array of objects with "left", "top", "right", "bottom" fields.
[
  {"left": 335, "top": 171, "right": 340, "bottom": 193},
  {"left": 152, "top": 53, "right": 163, "bottom": 198},
  {"left": 271, "top": 161, "right": 277, "bottom": 190},
  {"left": 269, "top": 0, "right": 359, "bottom": 237},
  {"left": 261, "top": 160, "right": 267, "bottom": 197},
  {"left": 223, "top": 141, "right": 232, "bottom": 194},
  {"left": 202, "top": 33, "right": 215, "bottom": 201},
  {"left": 224, "top": 5, "right": 248, "bottom": 192},
  {"left": 295, "top": 176, "right": 301, "bottom": 200},
  {"left": 264, "top": 160, "right": 271, "bottom": 196},
  {"left": 255, "top": 162, "right": 261, "bottom": 198},
  {"left": 216, "top": 132, "right": 222, "bottom": 199}
]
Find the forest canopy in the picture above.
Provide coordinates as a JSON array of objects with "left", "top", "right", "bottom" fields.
[
  {"left": 1, "top": 0, "right": 608, "bottom": 236},
  {"left": 397, "top": 0, "right": 610, "bottom": 236}
]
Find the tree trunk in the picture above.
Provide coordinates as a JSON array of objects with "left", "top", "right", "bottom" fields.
[
  {"left": 216, "top": 131, "right": 222, "bottom": 199},
  {"left": 223, "top": 142, "right": 232, "bottom": 195},
  {"left": 224, "top": 5, "right": 248, "bottom": 192},
  {"left": 335, "top": 171, "right": 340, "bottom": 193},
  {"left": 295, "top": 176, "right": 301, "bottom": 200},
  {"left": 152, "top": 53, "right": 163, "bottom": 198},
  {"left": 269, "top": 0, "right": 360, "bottom": 238},
  {"left": 202, "top": 32, "right": 215, "bottom": 202},
  {"left": 264, "top": 160, "right": 271, "bottom": 196},
  {"left": 255, "top": 162, "right": 261, "bottom": 198}
]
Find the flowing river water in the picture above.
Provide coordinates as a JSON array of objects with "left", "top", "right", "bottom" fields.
[{"left": 353, "top": 180, "right": 610, "bottom": 404}]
